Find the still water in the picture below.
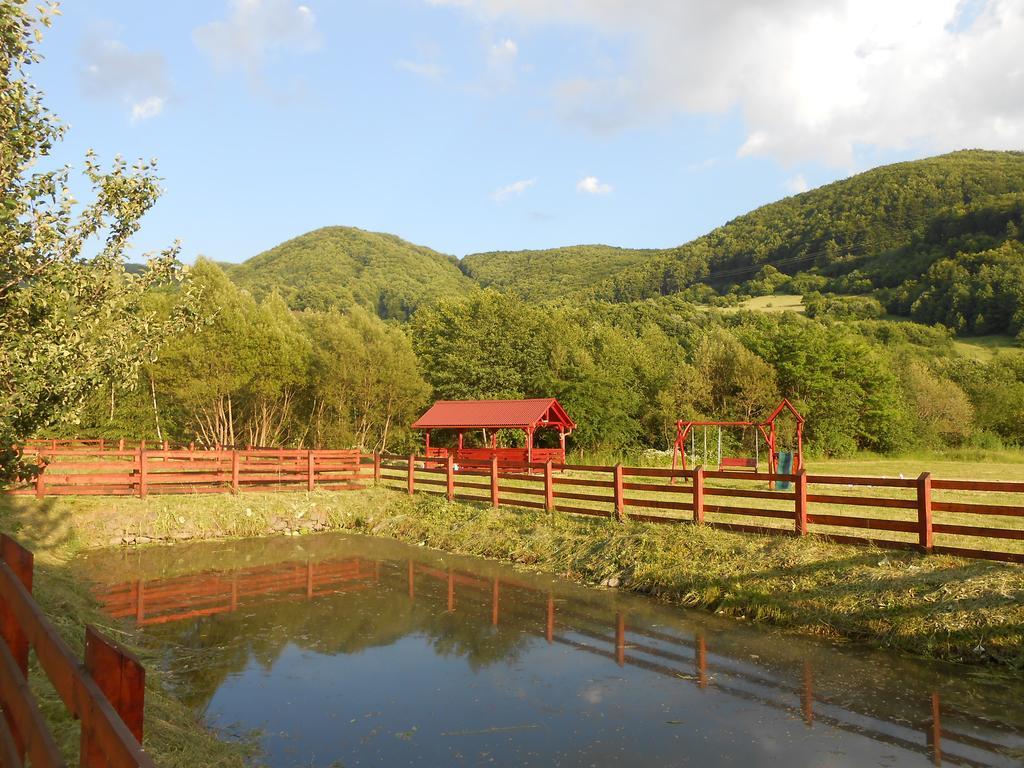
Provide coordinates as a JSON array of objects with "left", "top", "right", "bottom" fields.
[{"left": 76, "top": 533, "right": 1024, "bottom": 767}]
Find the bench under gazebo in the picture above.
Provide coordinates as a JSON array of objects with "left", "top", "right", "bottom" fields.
[{"left": 411, "top": 398, "right": 576, "bottom": 466}]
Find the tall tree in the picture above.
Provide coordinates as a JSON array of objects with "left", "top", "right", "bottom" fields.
[{"left": 0, "top": 1, "right": 192, "bottom": 480}]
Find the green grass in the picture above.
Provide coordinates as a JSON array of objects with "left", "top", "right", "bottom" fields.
[
  {"left": 737, "top": 294, "right": 805, "bottom": 313},
  {"left": 952, "top": 334, "right": 1020, "bottom": 361}
]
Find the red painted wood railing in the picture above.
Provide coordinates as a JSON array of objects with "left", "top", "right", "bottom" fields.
[
  {"left": 9, "top": 448, "right": 373, "bottom": 499},
  {"left": 0, "top": 535, "right": 152, "bottom": 767},
  {"left": 379, "top": 454, "right": 1024, "bottom": 565}
]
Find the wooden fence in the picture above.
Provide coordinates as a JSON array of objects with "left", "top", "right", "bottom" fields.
[
  {"left": 10, "top": 448, "right": 373, "bottom": 498},
  {"left": 0, "top": 535, "right": 153, "bottom": 767},
  {"left": 9, "top": 445, "right": 1024, "bottom": 564},
  {"left": 378, "top": 454, "right": 1024, "bottom": 564}
]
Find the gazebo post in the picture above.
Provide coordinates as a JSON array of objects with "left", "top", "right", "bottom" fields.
[
  {"left": 526, "top": 427, "right": 533, "bottom": 466},
  {"left": 425, "top": 430, "right": 431, "bottom": 452}
]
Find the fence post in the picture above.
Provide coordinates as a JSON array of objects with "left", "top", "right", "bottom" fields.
[
  {"left": 80, "top": 626, "right": 145, "bottom": 767},
  {"left": 0, "top": 535, "right": 33, "bottom": 761},
  {"left": 544, "top": 459, "right": 554, "bottom": 514},
  {"left": 446, "top": 454, "right": 455, "bottom": 502},
  {"left": 917, "top": 472, "right": 933, "bottom": 553},
  {"left": 927, "top": 692, "right": 942, "bottom": 766},
  {"left": 138, "top": 448, "right": 148, "bottom": 500},
  {"left": 795, "top": 469, "right": 808, "bottom": 535},
  {"left": 373, "top": 451, "right": 381, "bottom": 483},
  {"left": 490, "top": 456, "right": 500, "bottom": 508},
  {"left": 692, "top": 466, "right": 704, "bottom": 524},
  {"left": 613, "top": 464, "right": 625, "bottom": 522},
  {"left": 231, "top": 450, "right": 240, "bottom": 494},
  {"left": 407, "top": 454, "right": 415, "bottom": 496},
  {"left": 307, "top": 449, "right": 315, "bottom": 492},
  {"left": 34, "top": 462, "right": 45, "bottom": 500},
  {"left": 615, "top": 612, "right": 626, "bottom": 667}
]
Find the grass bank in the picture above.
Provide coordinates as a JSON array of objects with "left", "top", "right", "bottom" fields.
[
  {"left": 0, "top": 504, "right": 252, "bottom": 766},
  {"left": 4, "top": 487, "right": 1022, "bottom": 671}
]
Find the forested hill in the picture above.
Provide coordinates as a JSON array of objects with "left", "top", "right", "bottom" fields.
[
  {"left": 460, "top": 245, "right": 657, "bottom": 302},
  {"left": 226, "top": 226, "right": 476, "bottom": 320},
  {"left": 589, "top": 150, "right": 1024, "bottom": 303},
  {"left": 225, "top": 151, "right": 1024, "bottom": 334}
]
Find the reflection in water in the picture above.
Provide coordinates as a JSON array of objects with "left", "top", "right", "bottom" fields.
[{"left": 80, "top": 535, "right": 1024, "bottom": 767}]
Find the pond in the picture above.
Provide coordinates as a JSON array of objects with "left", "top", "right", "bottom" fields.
[{"left": 76, "top": 533, "right": 1024, "bottom": 767}]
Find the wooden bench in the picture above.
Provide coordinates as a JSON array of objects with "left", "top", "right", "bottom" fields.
[{"left": 719, "top": 457, "right": 759, "bottom": 471}]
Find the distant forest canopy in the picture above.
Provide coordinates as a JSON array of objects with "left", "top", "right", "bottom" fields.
[{"left": 73, "top": 150, "right": 1024, "bottom": 457}]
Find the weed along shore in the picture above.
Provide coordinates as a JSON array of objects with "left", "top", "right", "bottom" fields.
[{"left": 5, "top": 487, "right": 1022, "bottom": 671}]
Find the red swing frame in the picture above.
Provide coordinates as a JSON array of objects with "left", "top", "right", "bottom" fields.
[{"left": 671, "top": 399, "right": 804, "bottom": 474}]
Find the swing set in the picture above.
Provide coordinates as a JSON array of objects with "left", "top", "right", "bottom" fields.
[{"left": 671, "top": 399, "right": 804, "bottom": 475}]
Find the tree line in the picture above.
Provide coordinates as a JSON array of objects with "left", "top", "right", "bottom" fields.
[{"left": 67, "top": 266, "right": 1024, "bottom": 458}]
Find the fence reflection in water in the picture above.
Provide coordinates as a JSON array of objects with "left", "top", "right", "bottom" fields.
[{"left": 92, "top": 553, "right": 1021, "bottom": 768}]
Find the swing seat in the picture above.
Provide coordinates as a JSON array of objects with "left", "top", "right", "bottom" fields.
[{"left": 719, "top": 457, "right": 758, "bottom": 471}]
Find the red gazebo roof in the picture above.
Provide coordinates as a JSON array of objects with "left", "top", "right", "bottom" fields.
[{"left": 411, "top": 398, "right": 576, "bottom": 432}]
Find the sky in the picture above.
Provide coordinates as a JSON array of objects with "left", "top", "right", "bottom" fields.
[{"left": 30, "top": 0, "right": 1024, "bottom": 263}]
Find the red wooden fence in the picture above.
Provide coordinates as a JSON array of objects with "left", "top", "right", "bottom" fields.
[
  {"left": 0, "top": 535, "right": 152, "bottom": 767},
  {"left": 9, "top": 445, "right": 1024, "bottom": 564},
  {"left": 10, "top": 448, "right": 373, "bottom": 498},
  {"left": 378, "top": 454, "right": 1024, "bottom": 564}
]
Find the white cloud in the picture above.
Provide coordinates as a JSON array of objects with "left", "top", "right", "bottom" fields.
[
  {"left": 576, "top": 175, "right": 613, "bottom": 194},
  {"left": 131, "top": 97, "right": 166, "bottom": 123},
  {"left": 427, "top": 0, "right": 1024, "bottom": 167},
  {"left": 488, "top": 37, "right": 518, "bottom": 66},
  {"left": 785, "top": 173, "right": 810, "bottom": 194},
  {"left": 397, "top": 58, "right": 446, "bottom": 79},
  {"left": 485, "top": 37, "right": 519, "bottom": 89},
  {"left": 79, "top": 30, "right": 172, "bottom": 122},
  {"left": 493, "top": 177, "right": 537, "bottom": 201},
  {"left": 397, "top": 41, "right": 447, "bottom": 80},
  {"left": 194, "top": 0, "right": 322, "bottom": 81},
  {"left": 687, "top": 156, "right": 718, "bottom": 172}
]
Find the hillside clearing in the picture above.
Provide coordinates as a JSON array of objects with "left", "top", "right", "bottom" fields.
[
  {"left": 737, "top": 294, "right": 805, "bottom": 313},
  {"left": 951, "top": 334, "right": 1020, "bottom": 361}
]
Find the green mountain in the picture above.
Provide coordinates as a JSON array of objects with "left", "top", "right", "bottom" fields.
[
  {"left": 228, "top": 151, "right": 1024, "bottom": 335},
  {"left": 227, "top": 226, "right": 476, "bottom": 320},
  {"left": 461, "top": 245, "right": 657, "bottom": 302},
  {"left": 594, "top": 150, "right": 1024, "bottom": 303}
]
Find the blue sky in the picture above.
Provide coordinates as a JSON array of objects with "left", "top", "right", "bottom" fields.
[{"left": 31, "top": 0, "right": 1024, "bottom": 263}]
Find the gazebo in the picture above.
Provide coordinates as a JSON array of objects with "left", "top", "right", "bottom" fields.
[{"left": 411, "top": 398, "right": 576, "bottom": 466}]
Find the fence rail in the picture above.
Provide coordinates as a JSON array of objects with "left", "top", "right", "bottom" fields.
[
  {"left": 10, "top": 448, "right": 374, "bottom": 499},
  {"left": 0, "top": 535, "right": 153, "bottom": 767},
  {"left": 379, "top": 454, "right": 1024, "bottom": 564},
  {"left": 8, "top": 444, "right": 1024, "bottom": 564}
]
